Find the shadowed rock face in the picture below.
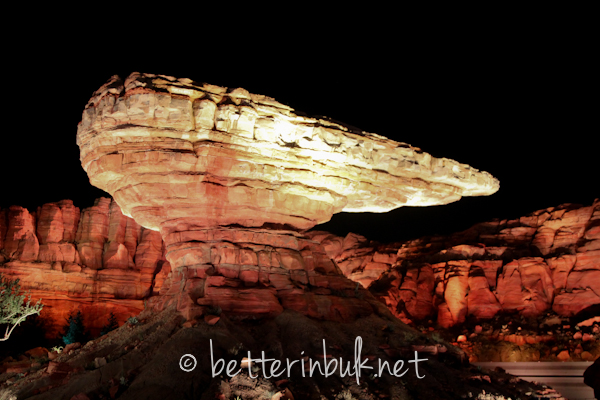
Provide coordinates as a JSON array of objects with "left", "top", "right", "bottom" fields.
[{"left": 76, "top": 72, "right": 499, "bottom": 320}]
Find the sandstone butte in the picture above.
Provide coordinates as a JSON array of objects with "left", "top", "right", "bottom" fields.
[
  {"left": 73, "top": 72, "right": 499, "bottom": 324},
  {"left": 309, "top": 199, "right": 600, "bottom": 328}
]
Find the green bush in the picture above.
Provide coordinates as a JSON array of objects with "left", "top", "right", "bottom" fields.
[
  {"left": 62, "top": 310, "right": 87, "bottom": 345},
  {"left": 0, "top": 273, "right": 43, "bottom": 341}
]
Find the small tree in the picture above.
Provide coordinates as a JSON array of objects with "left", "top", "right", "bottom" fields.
[
  {"left": 62, "top": 310, "right": 86, "bottom": 345},
  {"left": 0, "top": 273, "right": 43, "bottom": 341},
  {"left": 100, "top": 311, "right": 119, "bottom": 336}
]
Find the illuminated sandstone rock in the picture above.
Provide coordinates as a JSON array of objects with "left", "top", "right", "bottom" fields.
[
  {"left": 78, "top": 73, "right": 498, "bottom": 233},
  {"left": 3, "top": 197, "right": 597, "bottom": 334},
  {"left": 36, "top": 200, "right": 81, "bottom": 264},
  {"left": 495, "top": 258, "right": 554, "bottom": 316},
  {"left": 76, "top": 72, "right": 499, "bottom": 320},
  {"left": 331, "top": 200, "right": 600, "bottom": 325},
  {"left": 306, "top": 231, "right": 399, "bottom": 288},
  {"left": 75, "top": 197, "right": 110, "bottom": 270},
  {"left": 466, "top": 266, "right": 502, "bottom": 320},
  {"left": 0, "top": 198, "right": 165, "bottom": 337},
  {"left": 4, "top": 206, "right": 39, "bottom": 261}
]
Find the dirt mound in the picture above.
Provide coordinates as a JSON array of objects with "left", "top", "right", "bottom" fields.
[{"left": 1, "top": 307, "right": 562, "bottom": 399}]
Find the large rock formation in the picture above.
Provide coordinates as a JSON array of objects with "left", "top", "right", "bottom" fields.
[
  {"left": 3, "top": 198, "right": 597, "bottom": 397},
  {"left": 0, "top": 198, "right": 167, "bottom": 337},
  {"left": 0, "top": 73, "right": 582, "bottom": 399},
  {"left": 76, "top": 72, "right": 499, "bottom": 321},
  {"left": 4, "top": 195, "right": 597, "bottom": 338},
  {"left": 311, "top": 200, "right": 600, "bottom": 327}
]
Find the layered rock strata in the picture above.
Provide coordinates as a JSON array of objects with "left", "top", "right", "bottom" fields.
[
  {"left": 311, "top": 200, "right": 600, "bottom": 327},
  {"left": 76, "top": 72, "right": 499, "bottom": 321},
  {"left": 3, "top": 198, "right": 598, "bottom": 337},
  {"left": 0, "top": 198, "right": 167, "bottom": 337}
]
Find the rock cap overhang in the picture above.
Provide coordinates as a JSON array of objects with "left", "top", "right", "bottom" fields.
[{"left": 77, "top": 72, "right": 499, "bottom": 232}]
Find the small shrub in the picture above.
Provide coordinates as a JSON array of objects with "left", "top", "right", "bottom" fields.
[
  {"left": 100, "top": 312, "right": 119, "bottom": 336},
  {"left": 431, "top": 332, "right": 444, "bottom": 343},
  {"left": 403, "top": 330, "right": 418, "bottom": 341},
  {"left": 228, "top": 342, "right": 243, "bottom": 355},
  {"left": 0, "top": 273, "right": 43, "bottom": 341},
  {"left": 127, "top": 316, "right": 139, "bottom": 326},
  {"left": 62, "top": 310, "right": 87, "bottom": 345},
  {"left": 34, "top": 356, "right": 48, "bottom": 364}
]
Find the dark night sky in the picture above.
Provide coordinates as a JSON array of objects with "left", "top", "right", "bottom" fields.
[{"left": 2, "top": 23, "right": 596, "bottom": 244}]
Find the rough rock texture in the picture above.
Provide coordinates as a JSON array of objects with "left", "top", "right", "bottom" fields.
[
  {"left": 78, "top": 73, "right": 499, "bottom": 232},
  {"left": 4, "top": 197, "right": 598, "bottom": 336},
  {"left": 0, "top": 198, "right": 167, "bottom": 337},
  {"left": 76, "top": 72, "right": 499, "bottom": 322},
  {"left": 306, "top": 231, "right": 401, "bottom": 289},
  {"left": 311, "top": 200, "right": 600, "bottom": 327}
]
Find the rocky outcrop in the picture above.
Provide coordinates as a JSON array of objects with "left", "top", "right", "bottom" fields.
[
  {"left": 0, "top": 198, "right": 168, "bottom": 337},
  {"left": 75, "top": 72, "right": 499, "bottom": 323},
  {"left": 4, "top": 196, "right": 598, "bottom": 337},
  {"left": 78, "top": 73, "right": 499, "bottom": 232},
  {"left": 311, "top": 200, "right": 600, "bottom": 327},
  {"left": 305, "top": 231, "right": 401, "bottom": 289}
]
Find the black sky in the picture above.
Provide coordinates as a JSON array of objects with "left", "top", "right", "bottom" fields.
[{"left": 1, "top": 23, "right": 596, "bottom": 243}]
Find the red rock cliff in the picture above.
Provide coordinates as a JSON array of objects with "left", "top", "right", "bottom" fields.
[
  {"left": 4, "top": 198, "right": 598, "bottom": 337},
  {"left": 0, "top": 198, "right": 169, "bottom": 338},
  {"left": 310, "top": 199, "right": 600, "bottom": 327}
]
